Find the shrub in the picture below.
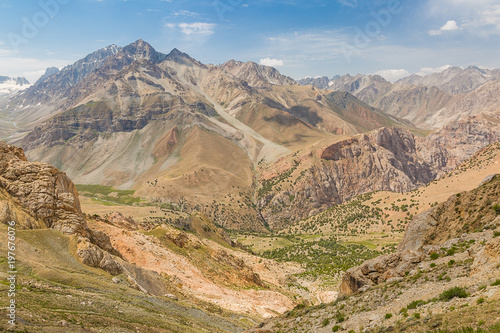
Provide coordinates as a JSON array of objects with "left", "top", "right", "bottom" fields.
[
  {"left": 491, "top": 279, "right": 500, "bottom": 286},
  {"left": 332, "top": 325, "right": 341, "bottom": 332},
  {"left": 430, "top": 252, "right": 439, "bottom": 260},
  {"left": 335, "top": 312, "right": 345, "bottom": 323},
  {"left": 385, "top": 313, "right": 393, "bottom": 320},
  {"left": 413, "top": 313, "right": 421, "bottom": 319},
  {"left": 430, "top": 263, "right": 436, "bottom": 268},
  {"left": 322, "top": 318, "right": 330, "bottom": 327},
  {"left": 439, "top": 287, "right": 468, "bottom": 301},
  {"left": 492, "top": 203, "right": 500, "bottom": 215},
  {"left": 407, "top": 300, "right": 425, "bottom": 309},
  {"left": 477, "top": 298, "right": 485, "bottom": 304},
  {"left": 448, "top": 260, "right": 456, "bottom": 266}
]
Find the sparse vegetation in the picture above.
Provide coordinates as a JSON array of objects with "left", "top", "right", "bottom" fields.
[{"left": 439, "top": 287, "right": 469, "bottom": 301}]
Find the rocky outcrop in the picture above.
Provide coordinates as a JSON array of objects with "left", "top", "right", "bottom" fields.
[
  {"left": 339, "top": 250, "right": 424, "bottom": 296},
  {"left": 0, "top": 141, "right": 122, "bottom": 275},
  {"left": 76, "top": 236, "right": 123, "bottom": 275},
  {"left": 339, "top": 174, "right": 500, "bottom": 296},
  {"left": 0, "top": 141, "right": 86, "bottom": 234},
  {"left": 399, "top": 174, "right": 499, "bottom": 252},
  {"left": 107, "top": 212, "right": 139, "bottom": 231},
  {"left": 426, "top": 116, "right": 500, "bottom": 161}
]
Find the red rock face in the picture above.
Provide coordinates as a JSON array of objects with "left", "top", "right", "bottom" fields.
[{"left": 260, "top": 127, "right": 452, "bottom": 229}]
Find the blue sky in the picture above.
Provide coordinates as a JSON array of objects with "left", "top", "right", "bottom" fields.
[{"left": 1, "top": 0, "right": 500, "bottom": 82}]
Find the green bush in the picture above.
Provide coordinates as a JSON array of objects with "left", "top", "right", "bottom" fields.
[
  {"left": 477, "top": 298, "right": 484, "bottom": 304},
  {"left": 407, "top": 300, "right": 425, "bottom": 309},
  {"left": 332, "top": 325, "right": 341, "bottom": 332},
  {"left": 430, "top": 263, "right": 436, "bottom": 268},
  {"left": 491, "top": 279, "right": 500, "bottom": 286},
  {"left": 492, "top": 203, "right": 500, "bottom": 215},
  {"left": 322, "top": 318, "right": 330, "bottom": 327},
  {"left": 385, "top": 313, "right": 393, "bottom": 320},
  {"left": 335, "top": 312, "right": 346, "bottom": 323},
  {"left": 439, "top": 287, "right": 468, "bottom": 301},
  {"left": 430, "top": 252, "right": 439, "bottom": 260}
]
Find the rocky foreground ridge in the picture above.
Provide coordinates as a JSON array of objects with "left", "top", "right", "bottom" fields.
[
  {"left": 0, "top": 141, "right": 304, "bottom": 322},
  {"left": 253, "top": 175, "right": 500, "bottom": 332},
  {"left": 0, "top": 141, "right": 123, "bottom": 274}
]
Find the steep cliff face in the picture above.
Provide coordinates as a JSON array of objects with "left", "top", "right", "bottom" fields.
[
  {"left": 258, "top": 127, "right": 452, "bottom": 229},
  {"left": 426, "top": 116, "right": 500, "bottom": 162},
  {"left": 0, "top": 141, "right": 85, "bottom": 234},
  {"left": 0, "top": 141, "right": 121, "bottom": 274}
]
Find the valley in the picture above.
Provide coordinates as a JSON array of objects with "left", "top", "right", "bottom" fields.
[{"left": 1, "top": 38, "right": 500, "bottom": 332}]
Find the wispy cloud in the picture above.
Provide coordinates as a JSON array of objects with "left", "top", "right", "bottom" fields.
[
  {"left": 259, "top": 58, "right": 283, "bottom": 67},
  {"left": 178, "top": 23, "right": 216, "bottom": 35},
  {"left": 373, "top": 69, "right": 410, "bottom": 82},
  {"left": 416, "top": 65, "right": 452, "bottom": 76},
  {"left": 173, "top": 10, "right": 199, "bottom": 17}
]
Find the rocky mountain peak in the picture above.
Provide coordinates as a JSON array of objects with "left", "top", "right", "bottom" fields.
[
  {"left": 165, "top": 47, "right": 204, "bottom": 67},
  {"left": 221, "top": 59, "right": 297, "bottom": 88},
  {"left": 121, "top": 39, "right": 166, "bottom": 63},
  {"left": 37, "top": 66, "right": 60, "bottom": 83}
]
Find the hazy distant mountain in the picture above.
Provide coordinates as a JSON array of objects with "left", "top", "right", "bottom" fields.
[
  {"left": 397, "top": 66, "right": 500, "bottom": 94},
  {"left": 0, "top": 76, "right": 30, "bottom": 94},
  {"left": 297, "top": 76, "right": 330, "bottom": 89},
  {"left": 327, "top": 74, "right": 393, "bottom": 105},
  {"left": 298, "top": 67, "right": 500, "bottom": 128}
]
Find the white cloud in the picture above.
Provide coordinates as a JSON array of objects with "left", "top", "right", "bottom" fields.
[
  {"left": 259, "top": 58, "right": 284, "bottom": 67},
  {"left": 373, "top": 69, "right": 410, "bottom": 82},
  {"left": 441, "top": 20, "right": 459, "bottom": 31},
  {"left": 173, "top": 10, "right": 199, "bottom": 17},
  {"left": 426, "top": 1, "right": 500, "bottom": 36},
  {"left": 416, "top": 65, "right": 452, "bottom": 76},
  {"left": 429, "top": 20, "right": 460, "bottom": 36},
  {"left": 178, "top": 22, "right": 216, "bottom": 35}
]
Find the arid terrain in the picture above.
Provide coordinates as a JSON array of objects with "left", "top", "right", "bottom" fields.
[{"left": 1, "top": 39, "right": 500, "bottom": 332}]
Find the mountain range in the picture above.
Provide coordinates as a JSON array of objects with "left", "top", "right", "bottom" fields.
[
  {"left": 298, "top": 66, "right": 500, "bottom": 129},
  {"left": 1, "top": 39, "right": 500, "bottom": 332}
]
